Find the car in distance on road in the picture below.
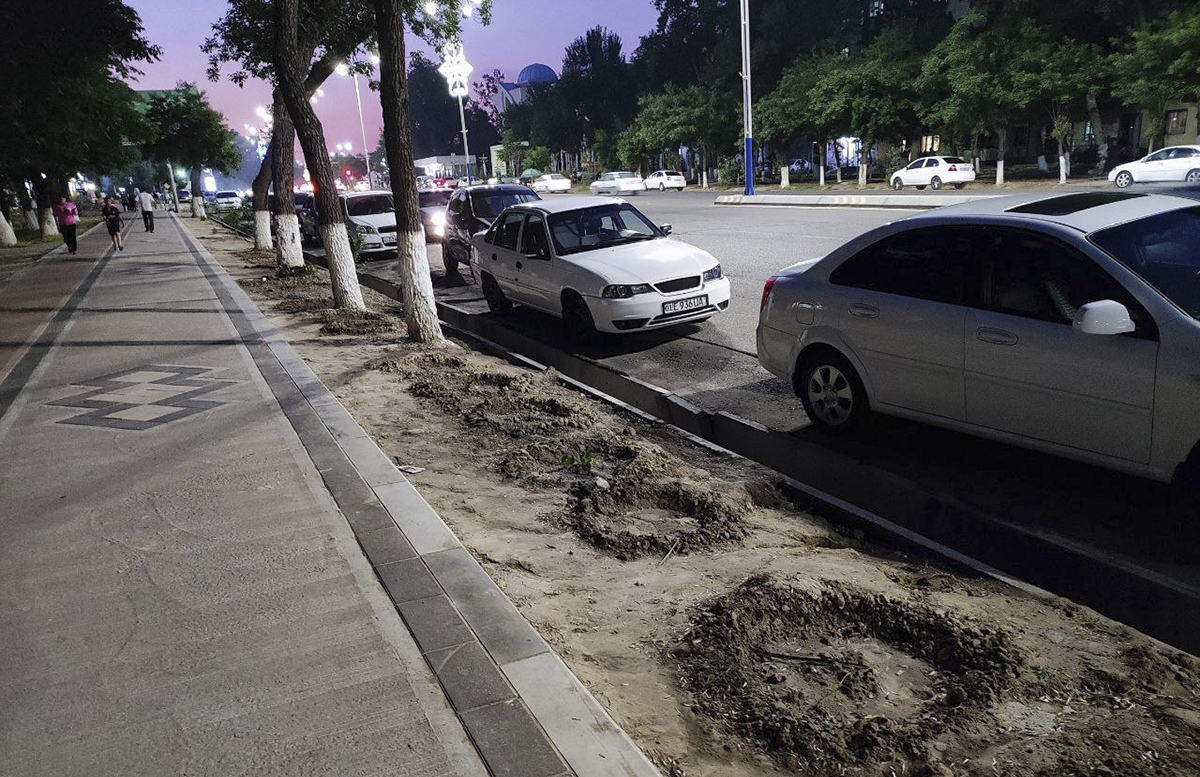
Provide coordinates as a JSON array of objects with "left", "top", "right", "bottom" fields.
[
  {"left": 532, "top": 173, "right": 572, "bottom": 194},
  {"left": 757, "top": 191, "right": 1200, "bottom": 487},
  {"left": 298, "top": 190, "right": 399, "bottom": 257},
  {"left": 645, "top": 170, "right": 687, "bottom": 191},
  {"left": 1109, "top": 145, "right": 1200, "bottom": 188},
  {"left": 590, "top": 171, "right": 646, "bottom": 196},
  {"left": 177, "top": 188, "right": 192, "bottom": 203},
  {"left": 890, "top": 156, "right": 976, "bottom": 190},
  {"left": 442, "top": 184, "right": 540, "bottom": 274},
  {"left": 214, "top": 190, "right": 243, "bottom": 211},
  {"left": 471, "top": 196, "right": 730, "bottom": 341},
  {"left": 419, "top": 189, "right": 454, "bottom": 243}
]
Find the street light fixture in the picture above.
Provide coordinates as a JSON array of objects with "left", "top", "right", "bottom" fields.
[
  {"left": 336, "top": 63, "right": 375, "bottom": 189},
  {"left": 438, "top": 40, "right": 474, "bottom": 184}
]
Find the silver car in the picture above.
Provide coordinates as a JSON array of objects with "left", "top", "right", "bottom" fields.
[{"left": 757, "top": 191, "right": 1200, "bottom": 486}]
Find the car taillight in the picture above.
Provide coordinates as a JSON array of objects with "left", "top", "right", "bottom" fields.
[
  {"left": 761, "top": 276, "right": 778, "bottom": 311},
  {"left": 948, "top": 165, "right": 957, "bottom": 171}
]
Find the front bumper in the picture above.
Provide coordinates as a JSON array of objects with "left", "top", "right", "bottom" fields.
[{"left": 586, "top": 277, "right": 732, "bottom": 334}]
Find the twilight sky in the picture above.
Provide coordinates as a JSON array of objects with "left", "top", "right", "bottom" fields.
[{"left": 124, "top": 0, "right": 661, "bottom": 153}]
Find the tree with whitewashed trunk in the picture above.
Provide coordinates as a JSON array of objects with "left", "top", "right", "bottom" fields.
[
  {"left": 270, "top": 90, "right": 305, "bottom": 273},
  {"left": 0, "top": 207, "right": 17, "bottom": 247},
  {"left": 249, "top": 151, "right": 273, "bottom": 251},
  {"left": 33, "top": 178, "right": 59, "bottom": 238},
  {"left": 143, "top": 86, "right": 240, "bottom": 222}
]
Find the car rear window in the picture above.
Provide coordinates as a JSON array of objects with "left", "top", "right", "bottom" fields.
[
  {"left": 942, "top": 158, "right": 966, "bottom": 165},
  {"left": 665, "top": 171, "right": 681, "bottom": 176}
]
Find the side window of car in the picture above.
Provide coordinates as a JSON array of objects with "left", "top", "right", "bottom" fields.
[
  {"left": 495, "top": 212, "right": 524, "bottom": 250},
  {"left": 448, "top": 192, "right": 463, "bottom": 218},
  {"left": 1146, "top": 150, "right": 1171, "bottom": 162},
  {"left": 520, "top": 214, "right": 550, "bottom": 256},
  {"left": 830, "top": 227, "right": 975, "bottom": 305},
  {"left": 926, "top": 158, "right": 940, "bottom": 168},
  {"left": 907, "top": 160, "right": 923, "bottom": 170},
  {"left": 984, "top": 229, "right": 1155, "bottom": 337}
]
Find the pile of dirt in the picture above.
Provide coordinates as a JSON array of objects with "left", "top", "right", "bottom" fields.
[
  {"left": 236, "top": 247, "right": 276, "bottom": 268},
  {"left": 318, "top": 308, "right": 400, "bottom": 336},
  {"left": 373, "top": 350, "right": 761, "bottom": 559},
  {"left": 236, "top": 271, "right": 322, "bottom": 300},
  {"left": 275, "top": 295, "right": 334, "bottom": 313}
]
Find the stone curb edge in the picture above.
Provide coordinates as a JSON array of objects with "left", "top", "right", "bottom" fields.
[{"left": 178, "top": 217, "right": 662, "bottom": 777}]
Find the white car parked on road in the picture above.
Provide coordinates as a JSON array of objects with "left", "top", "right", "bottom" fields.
[
  {"left": 532, "top": 173, "right": 572, "bottom": 194},
  {"left": 471, "top": 196, "right": 730, "bottom": 340},
  {"left": 757, "top": 191, "right": 1200, "bottom": 487},
  {"left": 214, "top": 190, "right": 243, "bottom": 211},
  {"left": 645, "top": 170, "right": 687, "bottom": 191},
  {"left": 1109, "top": 145, "right": 1200, "bottom": 187},
  {"left": 590, "top": 171, "right": 645, "bottom": 196},
  {"left": 890, "top": 156, "right": 975, "bottom": 190}
]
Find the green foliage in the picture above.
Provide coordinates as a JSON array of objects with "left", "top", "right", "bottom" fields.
[
  {"left": 143, "top": 85, "right": 242, "bottom": 177},
  {"left": 562, "top": 449, "right": 595, "bottom": 474},
  {"left": 1112, "top": 7, "right": 1200, "bottom": 147},
  {"left": 498, "top": 130, "right": 525, "bottom": 175},
  {"left": 619, "top": 85, "right": 738, "bottom": 167},
  {"left": 525, "top": 146, "right": 553, "bottom": 172}
]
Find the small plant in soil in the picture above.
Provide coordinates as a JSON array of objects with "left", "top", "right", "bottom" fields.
[{"left": 562, "top": 449, "right": 595, "bottom": 474}]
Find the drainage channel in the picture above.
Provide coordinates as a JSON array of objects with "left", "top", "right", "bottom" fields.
[{"left": 274, "top": 234, "right": 1200, "bottom": 656}]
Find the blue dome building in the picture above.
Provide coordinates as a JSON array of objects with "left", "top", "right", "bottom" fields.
[{"left": 493, "top": 63, "right": 560, "bottom": 112}]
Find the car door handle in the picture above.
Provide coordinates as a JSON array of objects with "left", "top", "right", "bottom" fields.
[
  {"left": 491, "top": 253, "right": 497, "bottom": 261},
  {"left": 849, "top": 303, "right": 879, "bottom": 318},
  {"left": 976, "top": 326, "right": 1018, "bottom": 346}
]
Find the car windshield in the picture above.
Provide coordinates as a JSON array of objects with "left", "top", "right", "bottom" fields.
[
  {"left": 217, "top": 191, "right": 237, "bottom": 198},
  {"left": 345, "top": 194, "right": 394, "bottom": 217},
  {"left": 1089, "top": 206, "right": 1200, "bottom": 319},
  {"left": 472, "top": 190, "right": 538, "bottom": 220},
  {"left": 419, "top": 191, "right": 452, "bottom": 209},
  {"left": 547, "top": 203, "right": 660, "bottom": 255},
  {"left": 547, "top": 174, "right": 565, "bottom": 180}
]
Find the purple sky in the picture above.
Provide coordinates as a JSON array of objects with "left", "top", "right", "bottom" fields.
[{"left": 125, "top": 0, "right": 661, "bottom": 153}]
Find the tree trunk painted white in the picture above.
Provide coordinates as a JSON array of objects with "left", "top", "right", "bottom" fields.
[
  {"left": 253, "top": 210, "right": 274, "bottom": 251},
  {"left": 191, "top": 197, "right": 206, "bottom": 219},
  {"left": 835, "top": 165, "right": 842, "bottom": 183},
  {"left": 275, "top": 213, "right": 304, "bottom": 271},
  {"left": 396, "top": 229, "right": 443, "bottom": 343},
  {"left": 996, "top": 159, "right": 1005, "bottom": 186},
  {"left": 857, "top": 159, "right": 868, "bottom": 189},
  {"left": 819, "top": 157, "right": 825, "bottom": 187},
  {"left": 319, "top": 223, "right": 366, "bottom": 311},
  {"left": 23, "top": 209, "right": 38, "bottom": 230},
  {"left": 39, "top": 208, "right": 58, "bottom": 237},
  {"left": 0, "top": 209, "right": 17, "bottom": 246},
  {"left": 1086, "top": 91, "right": 1108, "bottom": 175},
  {"left": 995, "top": 126, "right": 1008, "bottom": 186},
  {"left": 1058, "top": 139, "right": 1068, "bottom": 185},
  {"left": 780, "top": 167, "right": 790, "bottom": 188}
]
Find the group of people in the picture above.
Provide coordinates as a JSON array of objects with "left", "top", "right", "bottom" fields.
[{"left": 50, "top": 188, "right": 158, "bottom": 255}]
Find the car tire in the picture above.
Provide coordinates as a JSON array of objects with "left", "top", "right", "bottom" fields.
[
  {"left": 658, "top": 183, "right": 666, "bottom": 191},
  {"left": 1169, "top": 452, "right": 1200, "bottom": 525},
  {"left": 916, "top": 185, "right": 927, "bottom": 191},
  {"left": 891, "top": 178, "right": 903, "bottom": 191},
  {"left": 481, "top": 273, "right": 511, "bottom": 314},
  {"left": 1115, "top": 171, "right": 1133, "bottom": 188},
  {"left": 442, "top": 241, "right": 460, "bottom": 274},
  {"left": 1187, "top": 169, "right": 1200, "bottom": 183},
  {"left": 797, "top": 350, "right": 869, "bottom": 433},
  {"left": 562, "top": 292, "right": 598, "bottom": 344},
  {"left": 953, "top": 182, "right": 966, "bottom": 190},
  {"left": 930, "top": 176, "right": 943, "bottom": 190}
]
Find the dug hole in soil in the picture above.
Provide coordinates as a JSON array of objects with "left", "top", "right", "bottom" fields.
[{"left": 206, "top": 225, "right": 1200, "bottom": 777}]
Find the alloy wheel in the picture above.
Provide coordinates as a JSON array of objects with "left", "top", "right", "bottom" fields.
[{"left": 806, "top": 364, "right": 854, "bottom": 427}]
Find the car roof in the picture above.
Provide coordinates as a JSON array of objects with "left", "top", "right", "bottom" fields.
[
  {"left": 463, "top": 184, "right": 535, "bottom": 194},
  {"left": 342, "top": 189, "right": 392, "bottom": 198},
  {"left": 904, "top": 191, "right": 1198, "bottom": 233},
  {"left": 507, "top": 195, "right": 631, "bottom": 215}
]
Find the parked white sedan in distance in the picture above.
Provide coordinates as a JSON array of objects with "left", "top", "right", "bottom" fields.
[
  {"left": 590, "top": 171, "right": 645, "bottom": 196},
  {"left": 471, "top": 196, "right": 730, "bottom": 340},
  {"left": 645, "top": 170, "right": 687, "bottom": 191},
  {"left": 890, "top": 156, "right": 976, "bottom": 190},
  {"left": 1109, "top": 145, "right": 1200, "bottom": 187},
  {"left": 532, "top": 173, "right": 572, "bottom": 194}
]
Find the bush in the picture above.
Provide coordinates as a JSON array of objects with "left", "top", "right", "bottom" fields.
[{"left": 718, "top": 157, "right": 741, "bottom": 186}]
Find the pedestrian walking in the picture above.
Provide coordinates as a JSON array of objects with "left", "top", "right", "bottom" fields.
[
  {"left": 53, "top": 196, "right": 79, "bottom": 254},
  {"left": 101, "top": 197, "right": 124, "bottom": 251},
  {"left": 139, "top": 189, "right": 155, "bottom": 232}
]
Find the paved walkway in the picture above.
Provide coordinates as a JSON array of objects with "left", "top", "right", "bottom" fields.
[{"left": 0, "top": 218, "right": 488, "bottom": 777}]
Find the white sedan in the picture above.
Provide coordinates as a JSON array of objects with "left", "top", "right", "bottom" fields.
[
  {"left": 471, "top": 196, "right": 731, "bottom": 340},
  {"left": 645, "top": 170, "right": 686, "bottom": 191},
  {"left": 1109, "top": 145, "right": 1200, "bottom": 187},
  {"left": 590, "top": 171, "right": 645, "bottom": 196},
  {"left": 532, "top": 173, "right": 572, "bottom": 194},
  {"left": 890, "top": 156, "right": 975, "bottom": 190}
]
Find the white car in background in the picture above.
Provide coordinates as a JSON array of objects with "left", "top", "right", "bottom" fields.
[
  {"left": 471, "top": 196, "right": 730, "bottom": 340},
  {"left": 299, "top": 191, "right": 398, "bottom": 257},
  {"left": 214, "top": 190, "right": 243, "bottom": 211},
  {"left": 890, "top": 156, "right": 976, "bottom": 190},
  {"left": 532, "top": 173, "right": 572, "bottom": 194},
  {"left": 1109, "top": 145, "right": 1200, "bottom": 187},
  {"left": 645, "top": 170, "right": 687, "bottom": 191},
  {"left": 590, "top": 171, "right": 645, "bottom": 196}
]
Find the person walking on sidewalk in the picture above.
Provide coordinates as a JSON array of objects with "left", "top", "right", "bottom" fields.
[
  {"left": 101, "top": 197, "right": 124, "bottom": 251},
  {"left": 53, "top": 196, "right": 79, "bottom": 254},
  {"left": 139, "top": 189, "right": 155, "bottom": 233}
]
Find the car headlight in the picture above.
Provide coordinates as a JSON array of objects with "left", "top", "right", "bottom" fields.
[
  {"left": 430, "top": 211, "right": 447, "bottom": 226},
  {"left": 601, "top": 284, "right": 654, "bottom": 299},
  {"left": 355, "top": 224, "right": 374, "bottom": 236},
  {"left": 703, "top": 265, "right": 722, "bottom": 282}
]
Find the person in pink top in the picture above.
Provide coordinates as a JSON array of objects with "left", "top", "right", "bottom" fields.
[{"left": 53, "top": 196, "right": 79, "bottom": 254}]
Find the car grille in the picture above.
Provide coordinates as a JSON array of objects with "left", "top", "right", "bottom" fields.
[
  {"left": 377, "top": 225, "right": 396, "bottom": 233},
  {"left": 654, "top": 276, "right": 700, "bottom": 294}
]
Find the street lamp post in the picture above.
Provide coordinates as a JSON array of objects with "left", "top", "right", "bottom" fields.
[
  {"left": 336, "top": 63, "right": 375, "bottom": 189},
  {"left": 438, "top": 41, "right": 474, "bottom": 185},
  {"left": 740, "top": 0, "right": 754, "bottom": 196}
]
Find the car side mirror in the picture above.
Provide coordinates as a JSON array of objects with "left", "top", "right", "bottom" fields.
[
  {"left": 659, "top": 223, "right": 673, "bottom": 235},
  {"left": 1073, "top": 300, "right": 1136, "bottom": 336}
]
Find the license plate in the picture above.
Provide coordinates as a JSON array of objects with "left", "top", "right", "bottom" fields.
[
  {"left": 381, "top": 234, "right": 396, "bottom": 244},
  {"left": 663, "top": 295, "right": 708, "bottom": 314}
]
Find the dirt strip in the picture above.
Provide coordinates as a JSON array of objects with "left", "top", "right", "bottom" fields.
[{"left": 205, "top": 223, "right": 1199, "bottom": 777}]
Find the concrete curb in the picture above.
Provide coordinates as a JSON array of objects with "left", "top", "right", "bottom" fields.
[
  {"left": 181, "top": 218, "right": 662, "bottom": 777},
  {"left": 714, "top": 192, "right": 1004, "bottom": 208}
]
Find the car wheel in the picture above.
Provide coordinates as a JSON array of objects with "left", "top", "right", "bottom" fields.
[
  {"left": 1115, "top": 171, "right": 1133, "bottom": 188},
  {"left": 658, "top": 182, "right": 666, "bottom": 191},
  {"left": 916, "top": 185, "right": 927, "bottom": 190},
  {"left": 797, "top": 351, "right": 869, "bottom": 433},
  {"left": 442, "top": 240, "right": 459, "bottom": 274},
  {"left": 1187, "top": 169, "right": 1200, "bottom": 183},
  {"left": 562, "top": 293, "right": 598, "bottom": 344},
  {"left": 953, "top": 182, "right": 966, "bottom": 190},
  {"left": 481, "top": 273, "right": 511, "bottom": 314},
  {"left": 891, "top": 178, "right": 903, "bottom": 191},
  {"left": 1169, "top": 452, "right": 1200, "bottom": 525},
  {"left": 930, "top": 176, "right": 943, "bottom": 190}
]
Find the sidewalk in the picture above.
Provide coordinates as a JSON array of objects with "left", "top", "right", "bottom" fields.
[{"left": 0, "top": 216, "right": 655, "bottom": 777}]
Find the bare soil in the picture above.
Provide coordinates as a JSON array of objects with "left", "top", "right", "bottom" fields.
[{"left": 204, "top": 224, "right": 1200, "bottom": 777}]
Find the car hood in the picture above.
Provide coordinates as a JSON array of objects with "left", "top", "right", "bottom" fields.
[
  {"left": 562, "top": 238, "right": 718, "bottom": 285},
  {"left": 349, "top": 212, "right": 396, "bottom": 230}
]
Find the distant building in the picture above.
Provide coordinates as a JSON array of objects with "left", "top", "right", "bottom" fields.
[{"left": 492, "top": 63, "right": 558, "bottom": 112}]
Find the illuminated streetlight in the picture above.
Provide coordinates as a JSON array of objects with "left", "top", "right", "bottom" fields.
[
  {"left": 423, "top": 1, "right": 438, "bottom": 15},
  {"left": 337, "top": 64, "right": 375, "bottom": 188},
  {"left": 438, "top": 40, "right": 474, "bottom": 184}
]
